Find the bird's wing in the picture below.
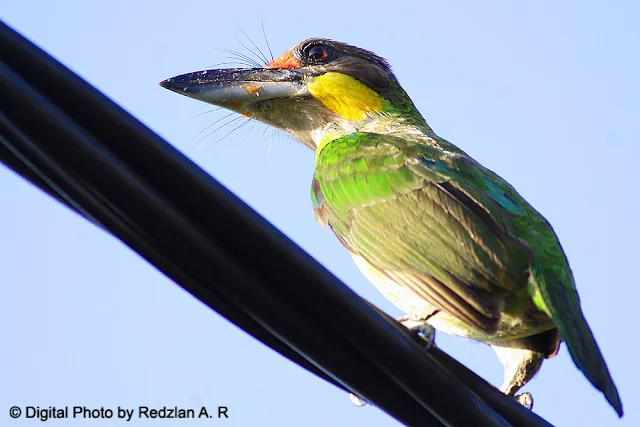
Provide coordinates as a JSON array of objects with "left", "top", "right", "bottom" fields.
[{"left": 312, "top": 132, "right": 532, "bottom": 334}]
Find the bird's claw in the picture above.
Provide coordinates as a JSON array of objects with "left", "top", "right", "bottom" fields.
[
  {"left": 410, "top": 324, "right": 436, "bottom": 351},
  {"left": 515, "top": 392, "right": 534, "bottom": 410},
  {"left": 349, "top": 393, "right": 368, "bottom": 407},
  {"left": 397, "top": 309, "right": 438, "bottom": 351}
]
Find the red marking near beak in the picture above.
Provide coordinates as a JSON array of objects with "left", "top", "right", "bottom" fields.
[{"left": 267, "top": 50, "right": 302, "bottom": 69}]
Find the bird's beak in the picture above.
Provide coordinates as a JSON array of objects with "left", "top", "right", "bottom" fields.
[{"left": 160, "top": 68, "right": 310, "bottom": 114}]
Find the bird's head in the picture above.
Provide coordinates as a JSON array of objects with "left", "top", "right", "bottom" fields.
[{"left": 160, "top": 38, "right": 430, "bottom": 149}]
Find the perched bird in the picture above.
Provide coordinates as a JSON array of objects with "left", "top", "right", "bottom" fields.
[{"left": 160, "top": 38, "right": 622, "bottom": 416}]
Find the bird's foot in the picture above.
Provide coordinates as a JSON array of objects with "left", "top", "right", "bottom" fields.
[
  {"left": 349, "top": 393, "right": 368, "bottom": 407},
  {"left": 409, "top": 323, "right": 436, "bottom": 351},
  {"left": 515, "top": 392, "right": 534, "bottom": 410},
  {"left": 397, "top": 309, "right": 438, "bottom": 351}
]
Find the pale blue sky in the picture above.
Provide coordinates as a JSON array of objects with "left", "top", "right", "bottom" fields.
[{"left": 2, "top": 1, "right": 639, "bottom": 426}]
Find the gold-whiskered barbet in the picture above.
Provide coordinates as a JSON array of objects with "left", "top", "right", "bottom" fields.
[{"left": 160, "top": 38, "right": 622, "bottom": 416}]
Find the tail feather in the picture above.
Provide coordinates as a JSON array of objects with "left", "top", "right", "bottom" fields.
[
  {"left": 531, "top": 264, "right": 623, "bottom": 416},
  {"left": 560, "top": 303, "right": 623, "bottom": 417}
]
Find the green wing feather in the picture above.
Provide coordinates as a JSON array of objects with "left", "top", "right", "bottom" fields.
[
  {"left": 313, "top": 132, "right": 531, "bottom": 332},
  {"left": 313, "top": 132, "right": 622, "bottom": 415}
]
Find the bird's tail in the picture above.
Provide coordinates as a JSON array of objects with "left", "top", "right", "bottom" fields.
[{"left": 530, "top": 264, "right": 623, "bottom": 417}]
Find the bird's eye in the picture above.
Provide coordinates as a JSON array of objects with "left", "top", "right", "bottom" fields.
[{"left": 304, "top": 45, "right": 333, "bottom": 62}]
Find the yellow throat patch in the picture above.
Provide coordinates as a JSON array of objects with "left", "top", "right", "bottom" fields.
[{"left": 307, "top": 72, "right": 387, "bottom": 121}]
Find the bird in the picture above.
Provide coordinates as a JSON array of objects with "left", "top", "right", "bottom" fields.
[{"left": 160, "top": 38, "right": 622, "bottom": 416}]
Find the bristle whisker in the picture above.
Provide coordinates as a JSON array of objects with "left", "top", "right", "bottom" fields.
[
  {"left": 261, "top": 123, "right": 271, "bottom": 138},
  {"left": 219, "top": 48, "right": 262, "bottom": 68},
  {"left": 190, "top": 107, "right": 224, "bottom": 119},
  {"left": 234, "top": 22, "right": 269, "bottom": 65},
  {"left": 225, "top": 53, "right": 262, "bottom": 68},
  {"left": 239, "top": 120, "right": 258, "bottom": 137},
  {"left": 253, "top": 123, "right": 267, "bottom": 139},
  {"left": 206, "top": 61, "right": 260, "bottom": 69},
  {"left": 226, "top": 57, "right": 260, "bottom": 68},
  {"left": 260, "top": 16, "right": 274, "bottom": 62},
  {"left": 262, "top": 128, "right": 279, "bottom": 142},
  {"left": 206, "top": 118, "right": 253, "bottom": 151},
  {"left": 266, "top": 140, "right": 273, "bottom": 159},
  {"left": 234, "top": 35, "right": 267, "bottom": 67},
  {"left": 234, "top": 34, "right": 268, "bottom": 66},
  {"left": 221, "top": 48, "right": 261, "bottom": 67},
  {"left": 191, "top": 112, "right": 235, "bottom": 144},
  {"left": 196, "top": 115, "right": 244, "bottom": 147}
]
